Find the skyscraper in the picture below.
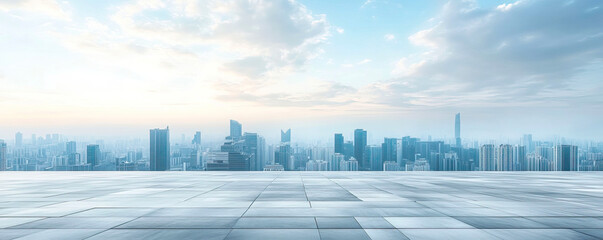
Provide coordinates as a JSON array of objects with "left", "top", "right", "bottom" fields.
[
  {"left": 192, "top": 131, "right": 201, "bottom": 145},
  {"left": 514, "top": 145, "right": 527, "bottom": 171},
  {"left": 66, "top": 141, "right": 77, "bottom": 154},
  {"left": 480, "top": 144, "right": 495, "bottom": 171},
  {"left": 497, "top": 144, "right": 513, "bottom": 171},
  {"left": 522, "top": 134, "right": 534, "bottom": 153},
  {"left": 334, "top": 133, "right": 344, "bottom": 154},
  {"left": 554, "top": 145, "right": 578, "bottom": 171},
  {"left": 382, "top": 138, "right": 397, "bottom": 166},
  {"left": 281, "top": 129, "right": 291, "bottom": 143},
  {"left": 0, "top": 140, "right": 6, "bottom": 171},
  {"left": 354, "top": 129, "right": 368, "bottom": 170},
  {"left": 150, "top": 127, "right": 170, "bottom": 171},
  {"left": 455, "top": 113, "right": 461, "bottom": 148},
  {"left": 15, "top": 132, "right": 23, "bottom": 148},
  {"left": 230, "top": 120, "right": 242, "bottom": 139},
  {"left": 86, "top": 144, "right": 100, "bottom": 169}
]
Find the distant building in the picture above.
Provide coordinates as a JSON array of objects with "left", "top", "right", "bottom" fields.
[
  {"left": 334, "top": 133, "right": 344, "bottom": 154},
  {"left": 230, "top": 120, "right": 242, "bottom": 139},
  {"left": 497, "top": 144, "right": 514, "bottom": 171},
  {"left": 205, "top": 152, "right": 229, "bottom": 171},
  {"left": 330, "top": 153, "right": 344, "bottom": 171},
  {"left": 367, "top": 145, "right": 382, "bottom": 171},
  {"left": 354, "top": 129, "right": 367, "bottom": 170},
  {"left": 192, "top": 131, "right": 201, "bottom": 145},
  {"left": 514, "top": 145, "right": 526, "bottom": 171},
  {"left": 281, "top": 129, "right": 291, "bottom": 143},
  {"left": 275, "top": 144, "right": 292, "bottom": 170},
  {"left": 150, "top": 127, "right": 170, "bottom": 171},
  {"left": 382, "top": 138, "right": 397, "bottom": 169},
  {"left": 86, "top": 144, "right": 100, "bottom": 169},
  {"left": 455, "top": 113, "right": 461, "bottom": 148},
  {"left": 306, "top": 160, "right": 328, "bottom": 171},
  {"left": 383, "top": 161, "right": 399, "bottom": 171},
  {"left": 263, "top": 164, "right": 284, "bottom": 171},
  {"left": 554, "top": 145, "right": 578, "bottom": 171},
  {"left": 413, "top": 158, "right": 430, "bottom": 171},
  {"left": 480, "top": 144, "right": 496, "bottom": 171},
  {"left": 0, "top": 140, "right": 6, "bottom": 171},
  {"left": 340, "top": 157, "right": 358, "bottom": 171},
  {"left": 15, "top": 132, "right": 23, "bottom": 148}
]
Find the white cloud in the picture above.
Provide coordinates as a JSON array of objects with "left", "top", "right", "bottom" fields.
[
  {"left": 0, "top": 0, "right": 70, "bottom": 20},
  {"left": 377, "top": 0, "right": 603, "bottom": 110},
  {"left": 336, "top": 27, "right": 345, "bottom": 34},
  {"left": 384, "top": 34, "right": 395, "bottom": 41}
]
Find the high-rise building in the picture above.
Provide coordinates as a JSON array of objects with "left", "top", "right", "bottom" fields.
[
  {"left": 497, "top": 144, "right": 514, "bottom": 171},
  {"left": 554, "top": 145, "right": 578, "bottom": 171},
  {"left": 0, "top": 140, "right": 6, "bottom": 171},
  {"left": 244, "top": 132, "right": 259, "bottom": 171},
  {"left": 480, "top": 144, "right": 496, "bottom": 171},
  {"left": 66, "top": 141, "right": 77, "bottom": 154},
  {"left": 354, "top": 129, "right": 368, "bottom": 170},
  {"left": 281, "top": 129, "right": 291, "bottom": 143},
  {"left": 15, "top": 132, "right": 23, "bottom": 148},
  {"left": 340, "top": 157, "right": 358, "bottom": 171},
  {"left": 382, "top": 138, "right": 397, "bottom": 166},
  {"left": 455, "top": 113, "right": 461, "bottom": 148},
  {"left": 522, "top": 134, "right": 534, "bottom": 153},
  {"left": 230, "top": 120, "right": 242, "bottom": 139},
  {"left": 367, "top": 145, "right": 382, "bottom": 171},
  {"left": 86, "top": 144, "right": 100, "bottom": 169},
  {"left": 150, "top": 127, "right": 170, "bottom": 171},
  {"left": 275, "top": 144, "right": 292, "bottom": 170},
  {"left": 334, "top": 134, "right": 344, "bottom": 154},
  {"left": 514, "top": 145, "right": 526, "bottom": 171},
  {"left": 343, "top": 141, "right": 354, "bottom": 161},
  {"left": 192, "top": 131, "right": 201, "bottom": 145}
]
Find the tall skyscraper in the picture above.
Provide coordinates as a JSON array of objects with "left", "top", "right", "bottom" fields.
[
  {"left": 554, "top": 145, "right": 578, "bottom": 171},
  {"left": 480, "top": 144, "right": 495, "bottom": 171},
  {"left": 150, "top": 127, "right": 170, "bottom": 171},
  {"left": 192, "top": 131, "right": 201, "bottom": 145},
  {"left": 0, "top": 140, "right": 6, "bottom": 171},
  {"left": 334, "top": 133, "right": 344, "bottom": 154},
  {"left": 15, "top": 132, "right": 23, "bottom": 148},
  {"left": 281, "top": 129, "right": 291, "bottom": 143},
  {"left": 354, "top": 129, "right": 368, "bottom": 170},
  {"left": 86, "top": 144, "right": 100, "bottom": 168},
  {"left": 275, "top": 144, "right": 292, "bottom": 170},
  {"left": 230, "top": 120, "right": 242, "bottom": 139},
  {"left": 455, "top": 113, "right": 461, "bottom": 148}
]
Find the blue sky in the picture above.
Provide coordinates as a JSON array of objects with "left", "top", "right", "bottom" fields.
[{"left": 0, "top": 0, "right": 602, "bottom": 143}]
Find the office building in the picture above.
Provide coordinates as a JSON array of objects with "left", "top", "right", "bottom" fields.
[
  {"left": 554, "top": 145, "right": 578, "bottom": 171},
  {"left": 0, "top": 140, "right": 6, "bottom": 171},
  {"left": 150, "top": 127, "right": 170, "bottom": 171},
  {"left": 354, "top": 129, "right": 367, "bottom": 170},
  {"left": 192, "top": 131, "right": 201, "bottom": 145},
  {"left": 497, "top": 144, "right": 514, "bottom": 171},
  {"left": 281, "top": 129, "right": 291, "bottom": 143},
  {"left": 334, "top": 133, "right": 344, "bottom": 154},
  {"left": 15, "top": 132, "right": 23, "bottom": 148},
  {"left": 480, "top": 144, "right": 496, "bottom": 171},
  {"left": 86, "top": 144, "right": 100, "bottom": 169},
  {"left": 455, "top": 113, "right": 461, "bottom": 147},
  {"left": 230, "top": 120, "right": 242, "bottom": 139}
]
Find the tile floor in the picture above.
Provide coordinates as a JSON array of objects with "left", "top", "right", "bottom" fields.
[{"left": 0, "top": 171, "right": 602, "bottom": 239}]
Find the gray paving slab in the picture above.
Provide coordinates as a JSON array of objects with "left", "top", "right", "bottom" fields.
[{"left": 0, "top": 172, "right": 601, "bottom": 239}]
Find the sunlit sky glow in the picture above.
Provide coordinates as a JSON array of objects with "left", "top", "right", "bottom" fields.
[{"left": 1, "top": 0, "right": 602, "bottom": 143}]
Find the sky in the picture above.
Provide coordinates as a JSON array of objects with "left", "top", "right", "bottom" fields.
[{"left": 0, "top": 0, "right": 602, "bottom": 143}]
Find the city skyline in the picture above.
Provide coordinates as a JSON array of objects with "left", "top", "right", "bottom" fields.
[{"left": 1, "top": 0, "right": 602, "bottom": 140}]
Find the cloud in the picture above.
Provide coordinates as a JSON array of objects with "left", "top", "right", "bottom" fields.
[
  {"left": 110, "top": 0, "right": 330, "bottom": 77},
  {"left": 384, "top": 34, "right": 395, "bottom": 41},
  {"left": 336, "top": 27, "right": 345, "bottom": 34},
  {"left": 361, "top": 0, "right": 375, "bottom": 8},
  {"left": 0, "top": 0, "right": 70, "bottom": 20},
  {"left": 376, "top": 0, "right": 603, "bottom": 109},
  {"left": 342, "top": 59, "right": 372, "bottom": 68},
  {"left": 214, "top": 81, "right": 357, "bottom": 107}
]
